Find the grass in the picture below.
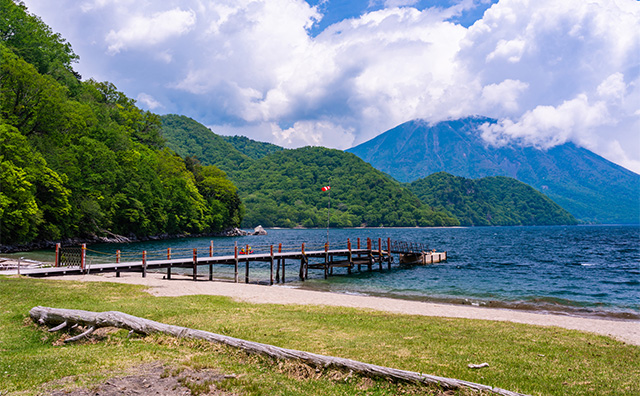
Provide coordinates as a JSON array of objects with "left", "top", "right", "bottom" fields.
[{"left": 0, "top": 276, "right": 639, "bottom": 395}]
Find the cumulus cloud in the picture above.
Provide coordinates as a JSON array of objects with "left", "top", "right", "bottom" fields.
[
  {"left": 460, "top": 0, "right": 640, "bottom": 171},
  {"left": 480, "top": 94, "right": 611, "bottom": 148},
  {"left": 105, "top": 8, "right": 196, "bottom": 54},
  {"left": 481, "top": 79, "right": 529, "bottom": 113},
  {"left": 136, "top": 93, "right": 163, "bottom": 110},
  {"left": 271, "top": 120, "right": 356, "bottom": 148},
  {"left": 20, "top": 0, "right": 640, "bottom": 172}
]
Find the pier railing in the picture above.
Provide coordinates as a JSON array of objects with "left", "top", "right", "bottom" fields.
[
  {"left": 58, "top": 237, "right": 398, "bottom": 267},
  {"left": 9, "top": 237, "right": 447, "bottom": 284},
  {"left": 389, "top": 240, "right": 429, "bottom": 254}
]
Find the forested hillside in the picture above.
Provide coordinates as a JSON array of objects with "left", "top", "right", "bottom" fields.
[
  {"left": 161, "top": 114, "right": 251, "bottom": 173},
  {"left": 0, "top": 1, "right": 242, "bottom": 247},
  {"left": 160, "top": 119, "right": 458, "bottom": 228},
  {"left": 409, "top": 173, "right": 578, "bottom": 226},
  {"left": 232, "top": 147, "right": 459, "bottom": 228},
  {"left": 221, "top": 135, "right": 284, "bottom": 160}
]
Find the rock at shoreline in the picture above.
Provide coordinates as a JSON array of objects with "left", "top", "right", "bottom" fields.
[
  {"left": 253, "top": 225, "right": 267, "bottom": 235},
  {"left": 225, "top": 227, "right": 249, "bottom": 237}
]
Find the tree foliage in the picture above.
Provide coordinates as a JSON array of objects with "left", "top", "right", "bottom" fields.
[
  {"left": 409, "top": 172, "right": 578, "bottom": 226},
  {"left": 0, "top": 2, "right": 242, "bottom": 245},
  {"left": 161, "top": 114, "right": 251, "bottom": 175},
  {"left": 221, "top": 135, "right": 284, "bottom": 160},
  {"left": 232, "top": 148, "right": 458, "bottom": 228}
]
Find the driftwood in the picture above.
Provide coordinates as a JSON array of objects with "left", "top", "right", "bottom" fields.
[
  {"left": 30, "top": 306, "right": 528, "bottom": 396},
  {"left": 468, "top": 363, "right": 490, "bottom": 369}
]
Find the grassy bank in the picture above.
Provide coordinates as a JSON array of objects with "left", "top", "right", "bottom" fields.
[{"left": 0, "top": 277, "right": 638, "bottom": 395}]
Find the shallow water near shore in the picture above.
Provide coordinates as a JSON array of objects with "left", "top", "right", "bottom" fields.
[{"left": 9, "top": 225, "right": 640, "bottom": 320}]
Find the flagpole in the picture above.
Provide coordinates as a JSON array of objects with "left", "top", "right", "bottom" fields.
[{"left": 327, "top": 177, "right": 331, "bottom": 245}]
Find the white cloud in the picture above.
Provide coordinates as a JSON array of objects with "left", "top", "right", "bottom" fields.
[
  {"left": 271, "top": 120, "right": 356, "bottom": 148},
  {"left": 105, "top": 8, "right": 196, "bottom": 54},
  {"left": 485, "top": 38, "right": 525, "bottom": 63},
  {"left": 597, "top": 73, "right": 627, "bottom": 100},
  {"left": 481, "top": 79, "right": 528, "bottom": 112},
  {"left": 136, "top": 93, "right": 163, "bottom": 110},
  {"left": 460, "top": 0, "right": 640, "bottom": 171},
  {"left": 382, "top": 0, "right": 419, "bottom": 8},
  {"left": 20, "top": 0, "right": 640, "bottom": 173},
  {"left": 480, "top": 94, "right": 612, "bottom": 149}
]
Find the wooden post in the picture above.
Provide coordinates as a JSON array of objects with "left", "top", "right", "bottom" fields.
[
  {"left": 324, "top": 242, "right": 329, "bottom": 279},
  {"left": 193, "top": 248, "right": 198, "bottom": 281},
  {"left": 55, "top": 243, "right": 60, "bottom": 267},
  {"left": 167, "top": 248, "right": 171, "bottom": 260},
  {"left": 299, "top": 243, "right": 306, "bottom": 281},
  {"left": 275, "top": 244, "right": 280, "bottom": 283},
  {"left": 303, "top": 243, "right": 308, "bottom": 280},
  {"left": 387, "top": 238, "right": 392, "bottom": 269},
  {"left": 270, "top": 245, "right": 274, "bottom": 285},
  {"left": 81, "top": 244, "right": 86, "bottom": 271},
  {"left": 209, "top": 262, "right": 213, "bottom": 281},
  {"left": 280, "top": 243, "right": 285, "bottom": 283},
  {"left": 234, "top": 242, "right": 239, "bottom": 283},
  {"left": 347, "top": 238, "right": 352, "bottom": 274},
  {"left": 210, "top": 241, "right": 213, "bottom": 257},
  {"left": 142, "top": 251, "right": 147, "bottom": 278},
  {"left": 357, "top": 237, "right": 361, "bottom": 249},
  {"left": 116, "top": 249, "right": 121, "bottom": 277},
  {"left": 245, "top": 244, "right": 250, "bottom": 284}
]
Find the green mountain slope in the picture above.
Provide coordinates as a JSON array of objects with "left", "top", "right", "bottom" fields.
[
  {"left": 348, "top": 117, "right": 640, "bottom": 224},
  {"left": 233, "top": 147, "right": 459, "bottom": 228},
  {"left": 409, "top": 173, "right": 578, "bottom": 226},
  {"left": 222, "top": 135, "right": 284, "bottom": 160},
  {"left": 160, "top": 119, "right": 459, "bottom": 228},
  {"left": 161, "top": 114, "right": 251, "bottom": 174},
  {"left": 0, "top": 3, "right": 241, "bottom": 247}
]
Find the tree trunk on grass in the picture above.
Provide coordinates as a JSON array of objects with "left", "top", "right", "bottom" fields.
[{"left": 30, "top": 306, "right": 528, "bottom": 396}]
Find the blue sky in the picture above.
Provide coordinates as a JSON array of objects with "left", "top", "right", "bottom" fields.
[
  {"left": 306, "top": 0, "right": 498, "bottom": 32},
  {"left": 21, "top": 0, "right": 640, "bottom": 173}
]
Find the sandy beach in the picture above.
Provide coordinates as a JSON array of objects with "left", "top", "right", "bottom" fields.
[{"left": 41, "top": 272, "right": 640, "bottom": 346}]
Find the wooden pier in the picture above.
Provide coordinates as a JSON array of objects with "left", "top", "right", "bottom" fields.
[{"left": 1, "top": 238, "right": 447, "bottom": 284}]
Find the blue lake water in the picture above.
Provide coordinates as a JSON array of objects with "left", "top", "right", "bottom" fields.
[{"left": 21, "top": 225, "right": 640, "bottom": 319}]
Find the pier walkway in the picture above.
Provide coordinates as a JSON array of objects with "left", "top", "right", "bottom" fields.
[{"left": 2, "top": 238, "right": 447, "bottom": 285}]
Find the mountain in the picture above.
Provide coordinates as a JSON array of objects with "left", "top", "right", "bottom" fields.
[
  {"left": 409, "top": 173, "right": 577, "bottom": 226},
  {"left": 160, "top": 119, "right": 459, "bottom": 228},
  {"left": 348, "top": 117, "right": 640, "bottom": 224},
  {"left": 231, "top": 147, "right": 459, "bottom": 228},
  {"left": 161, "top": 115, "right": 251, "bottom": 174},
  {"left": 221, "top": 135, "right": 284, "bottom": 160}
]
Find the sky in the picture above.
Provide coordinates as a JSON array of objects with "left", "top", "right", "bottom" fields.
[{"left": 21, "top": 0, "right": 640, "bottom": 173}]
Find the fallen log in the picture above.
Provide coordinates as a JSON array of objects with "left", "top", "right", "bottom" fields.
[{"left": 30, "top": 306, "right": 528, "bottom": 396}]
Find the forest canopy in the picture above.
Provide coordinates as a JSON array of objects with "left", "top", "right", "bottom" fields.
[
  {"left": 0, "top": 1, "right": 242, "bottom": 246},
  {"left": 409, "top": 172, "right": 578, "bottom": 226}
]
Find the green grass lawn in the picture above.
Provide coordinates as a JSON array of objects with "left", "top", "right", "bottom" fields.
[{"left": 1, "top": 276, "right": 638, "bottom": 395}]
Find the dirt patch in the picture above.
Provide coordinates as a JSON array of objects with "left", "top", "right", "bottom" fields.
[{"left": 43, "top": 362, "right": 237, "bottom": 396}]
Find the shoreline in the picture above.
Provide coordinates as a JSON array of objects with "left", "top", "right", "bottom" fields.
[{"left": 40, "top": 272, "right": 640, "bottom": 346}]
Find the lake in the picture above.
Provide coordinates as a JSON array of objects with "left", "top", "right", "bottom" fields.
[{"left": 12, "top": 225, "right": 640, "bottom": 320}]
